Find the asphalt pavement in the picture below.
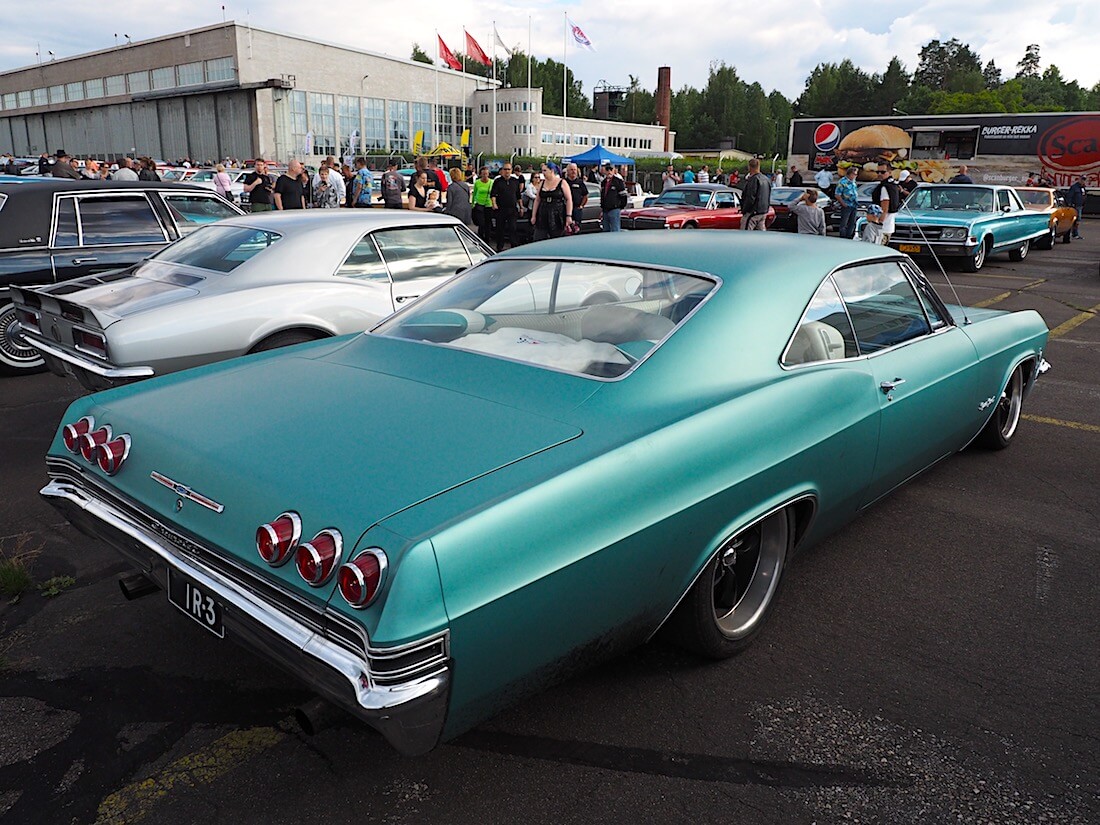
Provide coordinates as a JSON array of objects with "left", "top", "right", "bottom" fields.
[{"left": 1, "top": 227, "right": 1097, "bottom": 824}]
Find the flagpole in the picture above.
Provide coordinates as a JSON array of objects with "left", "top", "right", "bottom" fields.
[
  {"left": 491, "top": 22, "right": 497, "bottom": 155},
  {"left": 563, "top": 12, "right": 568, "bottom": 158},
  {"left": 434, "top": 29, "right": 440, "bottom": 153},
  {"left": 527, "top": 16, "right": 532, "bottom": 157}
]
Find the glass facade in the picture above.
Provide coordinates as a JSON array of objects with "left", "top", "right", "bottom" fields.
[
  {"left": 411, "top": 102, "right": 432, "bottom": 150},
  {"left": 338, "top": 96, "right": 360, "bottom": 156},
  {"left": 363, "top": 98, "right": 386, "bottom": 151},
  {"left": 290, "top": 91, "right": 308, "bottom": 156},
  {"left": 388, "top": 100, "right": 409, "bottom": 152},
  {"left": 309, "top": 93, "right": 336, "bottom": 156}
]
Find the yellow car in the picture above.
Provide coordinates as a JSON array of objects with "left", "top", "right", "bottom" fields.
[{"left": 1014, "top": 187, "right": 1077, "bottom": 247}]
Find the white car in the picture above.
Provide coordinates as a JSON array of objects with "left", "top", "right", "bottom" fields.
[{"left": 14, "top": 211, "right": 492, "bottom": 392}]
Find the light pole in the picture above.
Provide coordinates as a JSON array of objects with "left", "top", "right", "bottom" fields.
[{"left": 892, "top": 106, "right": 909, "bottom": 116}]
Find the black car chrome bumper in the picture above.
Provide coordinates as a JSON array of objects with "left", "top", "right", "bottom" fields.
[{"left": 41, "top": 475, "right": 451, "bottom": 755}]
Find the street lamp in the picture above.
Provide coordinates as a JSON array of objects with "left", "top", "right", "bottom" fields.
[{"left": 892, "top": 106, "right": 909, "bottom": 116}]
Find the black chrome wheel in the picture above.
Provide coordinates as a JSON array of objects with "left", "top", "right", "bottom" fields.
[{"left": 0, "top": 300, "right": 46, "bottom": 376}]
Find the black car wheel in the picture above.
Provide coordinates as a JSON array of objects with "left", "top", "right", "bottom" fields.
[
  {"left": 976, "top": 365, "right": 1025, "bottom": 450},
  {"left": 1008, "top": 239, "right": 1030, "bottom": 262},
  {"left": 668, "top": 508, "right": 792, "bottom": 658},
  {"left": 1061, "top": 228, "right": 1072, "bottom": 244},
  {"left": 0, "top": 300, "right": 47, "bottom": 376}
]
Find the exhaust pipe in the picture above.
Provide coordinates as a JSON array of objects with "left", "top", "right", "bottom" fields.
[
  {"left": 119, "top": 572, "right": 160, "bottom": 601},
  {"left": 295, "top": 697, "right": 345, "bottom": 736}
]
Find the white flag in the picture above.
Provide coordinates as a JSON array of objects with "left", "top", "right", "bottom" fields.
[
  {"left": 567, "top": 18, "right": 595, "bottom": 51},
  {"left": 494, "top": 25, "right": 513, "bottom": 57}
]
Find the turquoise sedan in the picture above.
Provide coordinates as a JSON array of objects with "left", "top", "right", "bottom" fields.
[
  {"left": 40, "top": 232, "right": 1049, "bottom": 754},
  {"left": 884, "top": 184, "right": 1051, "bottom": 271}
]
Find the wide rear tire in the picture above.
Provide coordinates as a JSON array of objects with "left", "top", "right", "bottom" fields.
[
  {"left": 1035, "top": 224, "right": 1056, "bottom": 250},
  {"left": 667, "top": 508, "right": 793, "bottom": 659}
]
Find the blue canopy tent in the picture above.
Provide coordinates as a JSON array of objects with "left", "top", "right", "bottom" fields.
[{"left": 564, "top": 144, "right": 635, "bottom": 167}]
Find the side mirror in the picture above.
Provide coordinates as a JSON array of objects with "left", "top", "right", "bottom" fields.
[{"left": 1002, "top": 205, "right": 1012, "bottom": 212}]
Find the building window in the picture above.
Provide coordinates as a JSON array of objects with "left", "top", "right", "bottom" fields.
[
  {"left": 411, "top": 102, "right": 432, "bottom": 151},
  {"left": 435, "top": 104, "right": 455, "bottom": 145},
  {"left": 105, "top": 75, "right": 126, "bottom": 96},
  {"left": 363, "top": 97, "right": 386, "bottom": 151},
  {"left": 1, "top": 93, "right": 15, "bottom": 110},
  {"left": 478, "top": 125, "right": 489, "bottom": 136},
  {"left": 151, "top": 67, "right": 175, "bottom": 90},
  {"left": 65, "top": 82, "right": 84, "bottom": 102},
  {"left": 47, "top": 85, "right": 64, "bottom": 104},
  {"left": 338, "top": 95, "right": 361, "bottom": 156},
  {"left": 177, "top": 62, "right": 203, "bottom": 87},
  {"left": 309, "top": 92, "right": 336, "bottom": 156},
  {"left": 127, "top": 71, "right": 150, "bottom": 93},
  {"left": 205, "top": 57, "right": 235, "bottom": 82},
  {"left": 84, "top": 79, "right": 105, "bottom": 99},
  {"left": 16, "top": 90, "right": 31, "bottom": 108},
  {"left": 290, "top": 90, "right": 308, "bottom": 156},
  {"left": 480, "top": 103, "right": 489, "bottom": 113},
  {"left": 540, "top": 131, "right": 552, "bottom": 144},
  {"left": 32, "top": 88, "right": 47, "bottom": 106},
  {"left": 388, "top": 100, "right": 410, "bottom": 152}
]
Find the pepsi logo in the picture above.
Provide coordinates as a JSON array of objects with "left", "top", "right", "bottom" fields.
[{"left": 814, "top": 122, "right": 842, "bottom": 152}]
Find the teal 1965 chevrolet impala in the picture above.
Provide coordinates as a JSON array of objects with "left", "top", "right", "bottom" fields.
[{"left": 40, "top": 232, "right": 1049, "bottom": 754}]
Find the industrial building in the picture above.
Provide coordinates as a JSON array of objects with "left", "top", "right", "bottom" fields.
[{"left": 0, "top": 23, "right": 673, "bottom": 163}]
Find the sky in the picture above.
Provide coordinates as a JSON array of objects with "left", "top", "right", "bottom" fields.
[{"left": 2, "top": 2, "right": 1098, "bottom": 103}]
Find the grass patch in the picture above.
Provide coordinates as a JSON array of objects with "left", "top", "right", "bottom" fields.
[
  {"left": 0, "top": 534, "right": 40, "bottom": 600},
  {"left": 38, "top": 576, "right": 76, "bottom": 598}
]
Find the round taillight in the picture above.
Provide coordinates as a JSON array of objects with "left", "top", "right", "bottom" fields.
[
  {"left": 79, "top": 426, "right": 112, "bottom": 462},
  {"left": 96, "top": 434, "right": 131, "bottom": 476},
  {"left": 338, "top": 549, "right": 388, "bottom": 609},
  {"left": 256, "top": 512, "right": 301, "bottom": 565},
  {"left": 62, "top": 416, "right": 95, "bottom": 453},
  {"left": 296, "top": 529, "right": 342, "bottom": 586}
]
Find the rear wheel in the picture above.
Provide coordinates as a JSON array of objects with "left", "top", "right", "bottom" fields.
[
  {"left": 1061, "top": 228, "right": 1072, "bottom": 244},
  {"left": 667, "top": 508, "right": 793, "bottom": 658},
  {"left": 681, "top": 222, "right": 698, "bottom": 229},
  {"left": 0, "top": 300, "right": 47, "bottom": 376},
  {"left": 1036, "top": 224, "right": 1056, "bottom": 250},
  {"left": 976, "top": 365, "right": 1025, "bottom": 450},
  {"left": 248, "top": 329, "right": 325, "bottom": 354},
  {"left": 1008, "top": 239, "right": 1030, "bottom": 262},
  {"left": 963, "top": 238, "right": 990, "bottom": 272}
]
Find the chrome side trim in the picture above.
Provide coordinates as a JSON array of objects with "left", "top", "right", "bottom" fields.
[{"left": 18, "top": 331, "right": 154, "bottom": 378}]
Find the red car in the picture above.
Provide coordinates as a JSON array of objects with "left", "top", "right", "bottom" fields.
[{"left": 621, "top": 184, "right": 775, "bottom": 230}]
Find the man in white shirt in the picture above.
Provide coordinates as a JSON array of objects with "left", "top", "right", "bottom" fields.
[
  {"left": 814, "top": 167, "right": 833, "bottom": 192},
  {"left": 697, "top": 165, "right": 710, "bottom": 184},
  {"left": 112, "top": 157, "right": 139, "bottom": 181}
]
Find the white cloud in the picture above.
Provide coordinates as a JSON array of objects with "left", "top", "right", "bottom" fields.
[{"left": 2, "top": 1, "right": 1097, "bottom": 103}]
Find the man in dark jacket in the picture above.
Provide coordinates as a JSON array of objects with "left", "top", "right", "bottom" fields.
[
  {"left": 740, "top": 158, "right": 771, "bottom": 230},
  {"left": 599, "top": 162, "right": 626, "bottom": 232},
  {"left": 1067, "top": 175, "right": 1086, "bottom": 239},
  {"left": 490, "top": 163, "right": 523, "bottom": 251},
  {"left": 50, "top": 151, "right": 81, "bottom": 180}
]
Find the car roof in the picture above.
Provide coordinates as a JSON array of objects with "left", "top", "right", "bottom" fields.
[
  {"left": 667, "top": 184, "right": 733, "bottom": 192},
  {"left": 217, "top": 209, "right": 465, "bottom": 234},
  {"left": 0, "top": 180, "right": 213, "bottom": 251}
]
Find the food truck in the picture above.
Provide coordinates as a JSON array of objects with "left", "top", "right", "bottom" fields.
[{"left": 789, "top": 112, "right": 1100, "bottom": 211}]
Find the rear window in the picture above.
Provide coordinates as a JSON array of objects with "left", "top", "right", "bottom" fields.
[
  {"left": 151, "top": 224, "right": 281, "bottom": 273},
  {"left": 377, "top": 258, "right": 717, "bottom": 379}
]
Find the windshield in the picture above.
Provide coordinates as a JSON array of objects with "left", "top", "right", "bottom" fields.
[
  {"left": 652, "top": 189, "right": 711, "bottom": 207},
  {"left": 905, "top": 186, "right": 995, "bottom": 212},
  {"left": 376, "top": 258, "right": 717, "bottom": 379},
  {"left": 151, "top": 224, "right": 282, "bottom": 273},
  {"left": 770, "top": 188, "right": 804, "bottom": 204}
]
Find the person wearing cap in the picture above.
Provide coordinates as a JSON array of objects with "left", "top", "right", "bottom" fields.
[
  {"left": 51, "top": 151, "right": 81, "bottom": 180},
  {"left": 898, "top": 168, "right": 917, "bottom": 196},
  {"left": 599, "top": 161, "right": 626, "bottom": 232}
]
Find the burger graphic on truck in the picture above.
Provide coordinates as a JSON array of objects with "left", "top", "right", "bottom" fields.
[{"left": 834, "top": 125, "right": 914, "bottom": 180}]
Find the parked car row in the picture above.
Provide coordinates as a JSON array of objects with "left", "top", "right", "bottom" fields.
[{"left": 621, "top": 184, "right": 776, "bottom": 230}]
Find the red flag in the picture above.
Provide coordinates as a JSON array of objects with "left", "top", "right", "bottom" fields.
[
  {"left": 465, "top": 31, "right": 491, "bottom": 66},
  {"left": 438, "top": 36, "right": 462, "bottom": 71}
]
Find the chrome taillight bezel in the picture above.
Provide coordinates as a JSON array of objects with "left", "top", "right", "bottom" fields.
[
  {"left": 95, "top": 433, "right": 131, "bottom": 475},
  {"left": 62, "top": 415, "right": 96, "bottom": 454},
  {"left": 296, "top": 529, "right": 343, "bottom": 586},
  {"left": 256, "top": 512, "right": 302, "bottom": 566},
  {"left": 78, "top": 425, "right": 112, "bottom": 462},
  {"left": 337, "top": 548, "right": 389, "bottom": 609}
]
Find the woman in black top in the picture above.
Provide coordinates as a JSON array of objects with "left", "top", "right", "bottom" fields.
[
  {"left": 529, "top": 162, "right": 574, "bottom": 240},
  {"left": 407, "top": 171, "right": 439, "bottom": 212},
  {"left": 137, "top": 157, "right": 161, "bottom": 181}
]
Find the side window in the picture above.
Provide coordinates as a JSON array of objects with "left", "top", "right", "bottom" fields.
[
  {"left": 997, "top": 190, "right": 1012, "bottom": 211},
  {"left": 335, "top": 235, "right": 388, "bottom": 281},
  {"left": 373, "top": 226, "right": 471, "bottom": 283},
  {"left": 163, "top": 195, "right": 240, "bottom": 236},
  {"left": 458, "top": 229, "right": 491, "bottom": 266},
  {"left": 77, "top": 196, "right": 166, "bottom": 245},
  {"left": 53, "top": 198, "right": 79, "bottom": 248},
  {"left": 783, "top": 276, "right": 858, "bottom": 366},
  {"left": 833, "top": 262, "right": 932, "bottom": 353},
  {"left": 714, "top": 192, "right": 737, "bottom": 208}
]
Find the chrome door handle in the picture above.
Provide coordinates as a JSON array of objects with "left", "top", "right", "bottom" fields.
[
  {"left": 71, "top": 257, "right": 98, "bottom": 265},
  {"left": 395, "top": 295, "right": 419, "bottom": 304},
  {"left": 879, "top": 378, "right": 906, "bottom": 394}
]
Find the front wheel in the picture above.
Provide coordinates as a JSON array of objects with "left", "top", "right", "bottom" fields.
[
  {"left": 1008, "top": 239, "right": 1030, "bottom": 262},
  {"left": 0, "top": 300, "right": 47, "bottom": 376},
  {"left": 963, "top": 238, "right": 989, "bottom": 272},
  {"left": 666, "top": 508, "right": 793, "bottom": 659},
  {"left": 976, "top": 365, "right": 1025, "bottom": 450}
]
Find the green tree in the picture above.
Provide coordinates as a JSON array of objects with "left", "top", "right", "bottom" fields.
[
  {"left": 622, "top": 75, "right": 656, "bottom": 125},
  {"left": 927, "top": 90, "right": 1007, "bottom": 114},
  {"left": 1016, "top": 44, "right": 1041, "bottom": 79},
  {"left": 796, "top": 59, "right": 876, "bottom": 116},
  {"left": 874, "top": 57, "right": 910, "bottom": 113},
  {"left": 411, "top": 43, "right": 433, "bottom": 65},
  {"left": 769, "top": 90, "right": 793, "bottom": 155},
  {"left": 914, "top": 39, "right": 981, "bottom": 91},
  {"left": 982, "top": 60, "right": 1002, "bottom": 88}
]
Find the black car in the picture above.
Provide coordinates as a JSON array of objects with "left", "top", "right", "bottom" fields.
[{"left": 0, "top": 180, "right": 242, "bottom": 375}]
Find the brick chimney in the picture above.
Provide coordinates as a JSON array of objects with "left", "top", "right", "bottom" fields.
[{"left": 655, "top": 67, "right": 672, "bottom": 152}]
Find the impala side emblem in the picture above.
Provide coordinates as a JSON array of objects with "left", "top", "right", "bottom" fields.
[
  {"left": 978, "top": 396, "right": 996, "bottom": 411},
  {"left": 150, "top": 471, "right": 225, "bottom": 513}
]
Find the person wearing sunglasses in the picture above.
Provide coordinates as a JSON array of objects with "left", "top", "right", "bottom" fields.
[{"left": 864, "top": 165, "right": 900, "bottom": 245}]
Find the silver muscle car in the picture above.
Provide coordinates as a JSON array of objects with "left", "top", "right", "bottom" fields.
[{"left": 13, "top": 211, "right": 492, "bottom": 391}]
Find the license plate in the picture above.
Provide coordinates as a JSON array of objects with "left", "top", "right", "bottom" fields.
[
  {"left": 167, "top": 569, "right": 224, "bottom": 638},
  {"left": 898, "top": 243, "right": 922, "bottom": 253}
]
